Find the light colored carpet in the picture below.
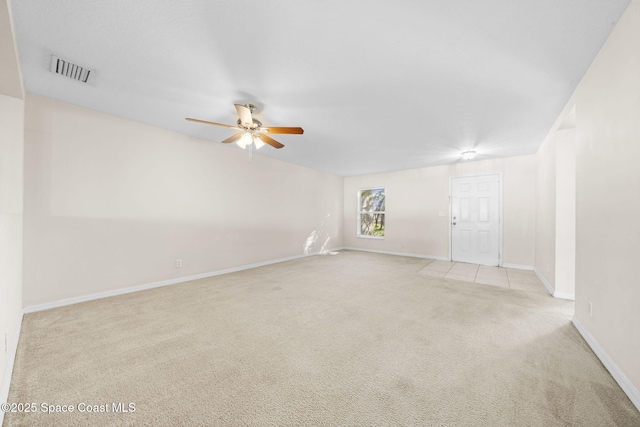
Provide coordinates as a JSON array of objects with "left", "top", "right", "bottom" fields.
[{"left": 5, "top": 250, "right": 639, "bottom": 426}]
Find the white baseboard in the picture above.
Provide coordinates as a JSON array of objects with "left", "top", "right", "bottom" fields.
[
  {"left": 553, "top": 291, "right": 575, "bottom": 300},
  {"left": 532, "top": 268, "right": 576, "bottom": 300},
  {"left": 0, "top": 310, "right": 24, "bottom": 427},
  {"left": 533, "top": 267, "right": 554, "bottom": 296},
  {"left": 23, "top": 249, "right": 342, "bottom": 314},
  {"left": 341, "top": 247, "right": 449, "bottom": 261},
  {"left": 502, "top": 263, "right": 534, "bottom": 270},
  {"left": 572, "top": 317, "right": 640, "bottom": 412}
]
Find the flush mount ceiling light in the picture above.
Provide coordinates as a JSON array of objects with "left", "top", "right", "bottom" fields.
[
  {"left": 461, "top": 151, "right": 476, "bottom": 160},
  {"left": 186, "top": 104, "right": 304, "bottom": 150}
]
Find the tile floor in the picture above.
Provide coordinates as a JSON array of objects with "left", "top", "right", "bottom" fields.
[{"left": 418, "top": 260, "right": 548, "bottom": 295}]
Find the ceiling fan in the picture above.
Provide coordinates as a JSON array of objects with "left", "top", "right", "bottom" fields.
[{"left": 186, "top": 104, "right": 304, "bottom": 149}]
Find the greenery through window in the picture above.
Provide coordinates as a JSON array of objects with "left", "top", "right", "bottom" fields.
[{"left": 358, "top": 188, "right": 385, "bottom": 237}]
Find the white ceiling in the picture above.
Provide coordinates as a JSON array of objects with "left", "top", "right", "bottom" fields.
[{"left": 11, "top": 0, "right": 629, "bottom": 176}]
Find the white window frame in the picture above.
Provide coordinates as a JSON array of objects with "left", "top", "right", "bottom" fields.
[{"left": 357, "top": 187, "right": 385, "bottom": 239}]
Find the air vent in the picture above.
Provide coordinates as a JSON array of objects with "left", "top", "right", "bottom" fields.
[{"left": 50, "top": 55, "right": 94, "bottom": 84}]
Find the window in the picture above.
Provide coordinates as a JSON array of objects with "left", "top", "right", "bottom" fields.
[{"left": 358, "top": 188, "right": 385, "bottom": 237}]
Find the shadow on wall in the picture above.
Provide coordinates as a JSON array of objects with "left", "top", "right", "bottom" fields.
[{"left": 303, "top": 213, "right": 337, "bottom": 255}]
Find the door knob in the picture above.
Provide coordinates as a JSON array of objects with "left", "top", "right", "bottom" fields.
[{"left": 453, "top": 222, "right": 457, "bottom": 225}]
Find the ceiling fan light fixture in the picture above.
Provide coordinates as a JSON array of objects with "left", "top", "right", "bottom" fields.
[
  {"left": 237, "top": 132, "right": 252, "bottom": 149},
  {"left": 254, "top": 136, "right": 265, "bottom": 149},
  {"left": 461, "top": 150, "right": 476, "bottom": 160}
]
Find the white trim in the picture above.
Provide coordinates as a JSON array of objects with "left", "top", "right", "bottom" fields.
[
  {"left": 356, "top": 235, "right": 384, "bottom": 240},
  {"left": 23, "top": 249, "right": 342, "bottom": 314},
  {"left": 572, "top": 317, "right": 640, "bottom": 413},
  {"left": 553, "top": 291, "right": 575, "bottom": 300},
  {"left": 502, "top": 263, "right": 534, "bottom": 270},
  {"left": 532, "top": 268, "right": 576, "bottom": 300},
  {"left": 342, "top": 247, "right": 449, "bottom": 261},
  {"left": 0, "top": 310, "right": 24, "bottom": 427},
  {"left": 533, "top": 267, "right": 555, "bottom": 296},
  {"left": 449, "top": 172, "right": 503, "bottom": 266}
]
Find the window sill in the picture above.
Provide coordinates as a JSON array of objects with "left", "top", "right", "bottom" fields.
[{"left": 357, "top": 235, "right": 384, "bottom": 240}]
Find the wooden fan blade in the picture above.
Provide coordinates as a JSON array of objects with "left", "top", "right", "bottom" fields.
[
  {"left": 221, "top": 133, "right": 242, "bottom": 144},
  {"left": 259, "top": 133, "right": 285, "bottom": 149},
  {"left": 185, "top": 118, "right": 237, "bottom": 129},
  {"left": 234, "top": 104, "right": 253, "bottom": 126},
  {"left": 262, "top": 127, "right": 304, "bottom": 134}
]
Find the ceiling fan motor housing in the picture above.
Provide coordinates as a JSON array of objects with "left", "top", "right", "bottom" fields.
[{"left": 237, "top": 118, "right": 262, "bottom": 130}]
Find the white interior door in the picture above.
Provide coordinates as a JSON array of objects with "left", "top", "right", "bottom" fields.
[{"left": 450, "top": 174, "right": 501, "bottom": 266}]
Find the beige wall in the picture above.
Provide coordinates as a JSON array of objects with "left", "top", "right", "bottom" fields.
[
  {"left": 343, "top": 155, "right": 537, "bottom": 267},
  {"left": 22, "top": 95, "right": 343, "bottom": 306},
  {"left": 568, "top": 0, "right": 640, "bottom": 395},
  {"left": 0, "top": 0, "right": 24, "bottom": 408}
]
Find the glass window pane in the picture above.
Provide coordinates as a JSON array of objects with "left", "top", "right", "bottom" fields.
[
  {"left": 373, "top": 213, "right": 385, "bottom": 235},
  {"left": 373, "top": 188, "right": 385, "bottom": 212},
  {"left": 359, "top": 189, "right": 373, "bottom": 212},
  {"left": 359, "top": 213, "right": 385, "bottom": 236},
  {"left": 360, "top": 213, "right": 373, "bottom": 235},
  {"left": 360, "top": 188, "right": 385, "bottom": 212}
]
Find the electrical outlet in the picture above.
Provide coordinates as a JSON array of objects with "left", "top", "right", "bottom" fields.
[
  {"left": 588, "top": 301, "right": 593, "bottom": 317},
  {"left": 176, "top": 259, "right": 183, "bottom": 268}
]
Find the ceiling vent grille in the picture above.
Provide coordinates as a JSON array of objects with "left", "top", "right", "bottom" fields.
[{"left": 50, "top": 55, "right": 94, "bottom": 84}]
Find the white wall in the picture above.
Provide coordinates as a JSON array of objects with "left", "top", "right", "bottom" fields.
[
  {"left": 534, "top": 117, "right": 577, "bottom": 298},
  {"left": 343, "top": 155, "right": 537, "bottom": 267},
  {"left": 0, "top": 94, "right": 23, "bottom": 409},
  {"left": 554, "top": 129, "right": 576, "bottom": 297},
  {"left": 0, "top": 0, "right": 22, "bottom": 100},
  {"left": 568, "top": 0, "right": 640, "bottom": 399},
  {"left": 22, "top": 95, "right": 343, "bottom": 307},
  {"left": 534, "top": 133, "right": 556, "bottom": 286},
  {"left": 0, "top": 0, "right": 24, "bottom": 411}
]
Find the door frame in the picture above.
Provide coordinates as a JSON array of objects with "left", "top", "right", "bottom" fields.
[{"left": 448, "top": 172, "right": 504, "bottom": 266}]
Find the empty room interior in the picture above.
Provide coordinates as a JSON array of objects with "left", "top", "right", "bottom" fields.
[{"left": 1, "top": 0, "right": 640, "bottom": 425}]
